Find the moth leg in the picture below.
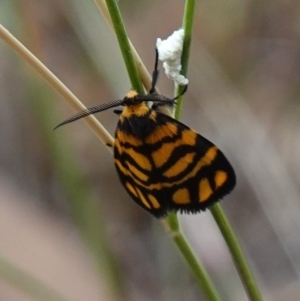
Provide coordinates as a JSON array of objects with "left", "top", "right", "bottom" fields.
[{"left": 172, "top": 85, "right": 188, "bottom": 101}]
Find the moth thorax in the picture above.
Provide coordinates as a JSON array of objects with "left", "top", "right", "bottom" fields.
[{"left": 122, "top": 103, "right": 150, "bottom": 118}]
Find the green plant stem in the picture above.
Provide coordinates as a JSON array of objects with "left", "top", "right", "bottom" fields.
[
  {"left": 210, "top": 205, "right": 263, "bottom": 301},
  {"left": 165, "top": 213, "right": 222, "bottom": 301},
  {"left": 93, "top": 0, "right": 154, "bottom": 93},
  {"left": 165, "top": 2, "right": 224, "bottom": 301},
  {"left": 104, "top": 0, "right": 144, "bottom": 94},
  {"left": 173, "top": 1, "right": 264, "bottom": 300},
  {"left": 0, "top": 256, "right": 70, "bottom": 301},
  {"left": 29, "top": 84, "right": 125, "bottom": 299},
  {"left": 103, "top": 1, "right": 222, "bottom": 300},
  {"left": 174, "top": 0, "right": 196, "bottom": 120}
]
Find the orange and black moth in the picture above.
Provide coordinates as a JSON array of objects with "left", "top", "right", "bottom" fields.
[{"left": 55, "top": 51, "right": 236, "bottom": 218}]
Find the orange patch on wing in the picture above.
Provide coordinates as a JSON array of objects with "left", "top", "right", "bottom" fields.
[
  {"left": 199, "top": 178, "right": 213, "bottom": 202},
  {"left": 115, "top": 159, "right": 129, "bottom": 176},
  {"left": 114, "top": 139, "right": 122, "bottom": 154},
  {"left": 163, "top": 152, "right": 196, "bottom": 178},
  {"left": 136, "top": 188, "right": 151, "bottom": 209},
  {"left": 215, "top": 170, "right": 227, "bottom": 188},
  {"left": 152, "top": 141, "right": 178, "bottom": 168},
  {"left": 125, "top": 182, "right": 138, "bottom": 198},
  {"left": 126, "top": 162, "right": 149, "bottom": 182},
  {"left": 145, "top": 122, "right": 177, "bottom": 144},
  {"left": 116, "top": 131, "right": 142, "bottom": 147},
  {"left": 181, "top": 129, "right": 197, "bottom": 146},
  {"left": 115, "top": 146, "right": 219, "bottom": 191},
  {"left": 126, "top": 148, "right": 152, "bottom": 171},
  {"left": 172, "top": 188, "right": 190, "bottom": 204},
  {"left": 151, "top": 129, "right": 198, "bottom": 168},
  {"left": 148, "top": 194, "right": 161, "bottom": 209}
]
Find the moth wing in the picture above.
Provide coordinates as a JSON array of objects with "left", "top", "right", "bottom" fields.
[
  {"left": 114, "top": 126, "right": 169, "bottom": 217},
  {"left": 143, "top": 113, "right": 236, "bottom": 216},
  {"left": 114, "top": 113, "right": 236, "bottom": 218}
]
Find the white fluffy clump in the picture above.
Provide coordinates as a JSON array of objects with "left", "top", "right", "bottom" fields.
[{"left": 156, "top": 29, "right": 189, "bottom": 86}]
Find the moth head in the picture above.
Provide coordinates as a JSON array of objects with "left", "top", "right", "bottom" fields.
[
  {"left": 122, "top": 90, "right": 144, "bottom": 107},
  {"left": 53, "top": 86, "right": 187, "bottom": 130}
]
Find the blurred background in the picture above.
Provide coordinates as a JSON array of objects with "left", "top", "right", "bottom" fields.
[{"left": 1, "top": 0, "right": 300, "bottom": 300}]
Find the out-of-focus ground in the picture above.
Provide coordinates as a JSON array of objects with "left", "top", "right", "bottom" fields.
[
  {"left": 0, "top": 175, "right": 107, "bottom": 301},
  {"left": 1, "top": 0, "right": 300, "bottom": 300}
]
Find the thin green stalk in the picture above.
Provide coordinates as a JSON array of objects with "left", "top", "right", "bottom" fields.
[
  {"left": 211, "top": 205, "right": 263, "bottom": 301},
  {"left": 104, "top": 0, "right": 144, "bottom": 94},
  {"left": 93, "top": 0, "right": 171, "bottom": 118},
  {"left": 103, "top": 1, "right": 222, "bottom": 300},
  {"left": 172, "top": 1, "right": 264, "bottom": 300},
  {"left": 3, "top": 2, "right": 263, "bottom": 301},
  {"left": 174, "top": 0, "right": 196, "bottom": 120},
  {"left": 0, "top": 256, "right": 70, "bottom": 301},
  {"left": 165, "top": 2, "right": 223, "bottom": 301},
  {"left": 164, "top": 213, "right": 222, "bottom": 301},
  {"left": 29, "top": 83, "right": 126, "bottom": 299},
  {"left": 93, "top": 0, "right": 154, "bottom": 93}
]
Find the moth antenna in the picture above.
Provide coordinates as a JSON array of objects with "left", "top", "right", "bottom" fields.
[
  {"left": 54, "top": 99, "right": 124, "bottom": 130},
  {"left": 149, "top": 48, "right": 159, "bottom": 94}
]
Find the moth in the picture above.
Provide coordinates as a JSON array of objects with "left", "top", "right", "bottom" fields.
[{"left": 55, "top": 51, "right": 236, "bottom": 218}]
